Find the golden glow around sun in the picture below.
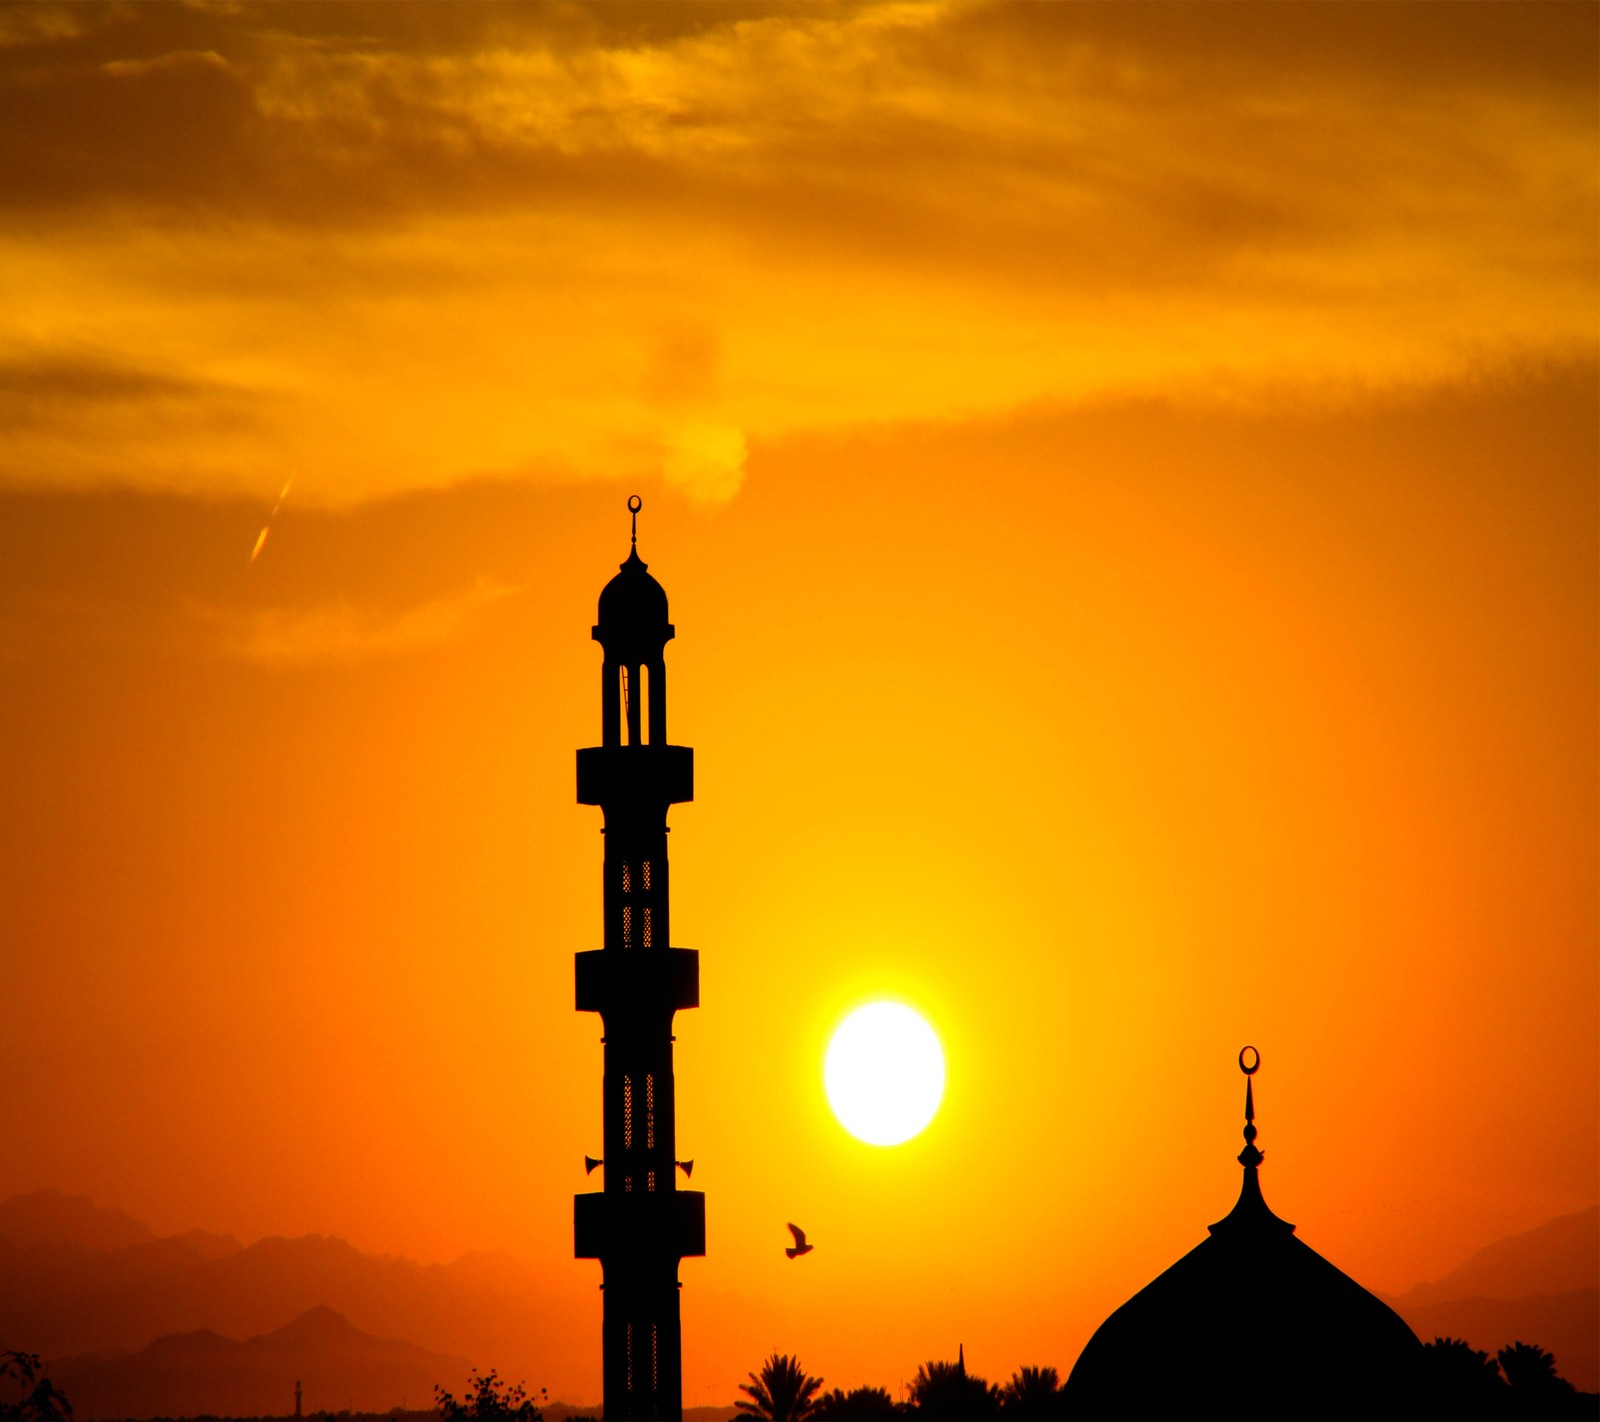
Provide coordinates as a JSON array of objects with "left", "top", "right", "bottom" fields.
[{"left": 824, "top": 1002, "right": 946, "bottom": 1147}]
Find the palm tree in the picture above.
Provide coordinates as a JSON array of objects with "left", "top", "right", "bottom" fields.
[
  {"left": 1420, "top": 1337, "right": 1507, "bottom": 1420},
  {"left": 812, "top": 1386, "right": 898, "bottom": 1420},
  {"left": 909, "top": 1354, "right": 1000, "bottom": 1419},
  {"left": 736, "top": 1353, "right": 825, "bottom": 1421},
  {"left": 1496, "top": 1341, "right": 1575, "bottom": 1402},
  {"left": 1000, "top": 1365, "right": 1062, "bottom": 1420}
]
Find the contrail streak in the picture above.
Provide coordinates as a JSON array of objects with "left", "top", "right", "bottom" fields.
[{"left": 249, "top": 477, "right": 294, "bottom": 563}]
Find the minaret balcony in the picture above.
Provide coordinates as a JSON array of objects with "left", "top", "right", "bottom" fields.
[
  {"left": 577, "top": 744, "right": 693, "bottom": 807},
  {"left": 576, "top": 946, "right": 699, "bottom": 1016},
  {"left": 575, "top": 1188, "right": 706, "bottom": 1261}
]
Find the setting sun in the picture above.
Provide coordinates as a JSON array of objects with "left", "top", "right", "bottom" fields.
[{"left": 824, "top": 1003, "right": 946, "bottom": 1147}]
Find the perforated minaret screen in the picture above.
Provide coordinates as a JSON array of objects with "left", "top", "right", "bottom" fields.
[{"left": 574, "top": 497, "right": 706, "bottom": 1421}]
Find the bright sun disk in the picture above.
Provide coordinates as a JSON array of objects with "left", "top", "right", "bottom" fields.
[{"left": 825, "top": 1002, "right": 945, "bottom": 1146}]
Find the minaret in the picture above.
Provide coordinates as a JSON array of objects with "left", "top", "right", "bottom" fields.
[{"left": 574, "top": 496, "right": 705, "bottom": 1420}]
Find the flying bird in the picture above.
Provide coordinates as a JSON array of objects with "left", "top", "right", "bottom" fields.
[{"left": 785, "top": 1223, "right": 813, "bottom": 1259}]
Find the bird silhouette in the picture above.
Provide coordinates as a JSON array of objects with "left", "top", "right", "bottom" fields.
[{"left": 785, "top": 1223, "right": 813, "bottom": 1259}]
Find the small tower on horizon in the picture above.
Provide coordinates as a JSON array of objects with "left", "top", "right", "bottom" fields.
[
  {"left": 574, "top": 497, "right": 706, "bottom": 1420},
  {"left": 294, "top": 1379, "right": 302, "bottom": 1419}
]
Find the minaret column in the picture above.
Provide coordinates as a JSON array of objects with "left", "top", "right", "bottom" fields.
[{"left": 574, "top": 498, "right": 706, "bottom": 1420}]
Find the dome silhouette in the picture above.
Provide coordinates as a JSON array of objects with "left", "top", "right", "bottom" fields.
[
  {"left": 593, "top": 497, "right": 673, "bottom": 668},
  {"left": 1063, "top": 1049, "right": 1425, "bottom": 1420},
  {"left": 598, "top": 546, "right": 669, "bottom": 633}
]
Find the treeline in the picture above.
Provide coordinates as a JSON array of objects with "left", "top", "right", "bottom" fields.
[
  {"left": 7, "top": 1341, "right": 1594, "bottom": 1422},
  {"left": 1419, "top": 1338, "right": 1596, "bottom": 1421},
  {"left": 736, "top": 1354, "right": 1060, "bottom": 1420},
  {"left": 731, "top": 1340, "right": 1599, "bottom": 1421}
]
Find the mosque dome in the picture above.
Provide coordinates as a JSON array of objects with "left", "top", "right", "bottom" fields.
[{"left": 1062, "top": 1049, "right": 1425, "bottom": 1421}]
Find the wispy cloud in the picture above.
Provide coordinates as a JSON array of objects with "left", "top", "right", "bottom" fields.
[
  {"left": 0, "top": 350, "right": 232, "bottom": 418},
  {"left": 195, "top": 576, "right": 518, "bottom": 665}
]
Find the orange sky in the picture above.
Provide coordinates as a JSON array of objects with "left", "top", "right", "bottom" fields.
[{"left": 1, "top": 1, "right": 1596, "bottom": 1406}]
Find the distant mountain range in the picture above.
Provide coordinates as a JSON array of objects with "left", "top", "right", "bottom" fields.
[
  {"left": 1, "top": 1189, "right": 1594, "bottom": 1417},
  {"left": 0, "top": 1191, "right": 159, "bottom": 1253},
  {"left": 1381, "top": 1206, "right": 1598, "bottom": 1392},
  {"left": 0, "top": 1190, "right": 595, "bottom": 1415},
  {"left": 53, "top": 1306, "right": 468, "bottom": 1420}
]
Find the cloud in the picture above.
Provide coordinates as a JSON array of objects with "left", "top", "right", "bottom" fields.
[
  {"left": 662, "top": 419, "right": 747, "bottom": 502},
  {"left": 195, "top": 576, "right": 518, "bottom": 665},
  {"left": 0, "top": 347, "right": 264, "bottom": 494},
  {"left": 0, "top": 1, "right": 1591, "bottom": 505},
  {"left": 0, "top": 352, "right": 210, "bottom": 409}
]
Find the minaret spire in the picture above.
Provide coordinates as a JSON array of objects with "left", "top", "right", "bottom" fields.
[{"left": 629, "top": 492, "right": 641, "bottom": 549}]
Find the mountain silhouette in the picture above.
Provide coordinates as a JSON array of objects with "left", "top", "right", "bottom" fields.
[
  {"left": 0, "top": 1190, "right": 155, "bottom": 1252},
  {"left": 9, "top": 1192, "right": 1596, "bottom": 1409},
  {"left": 164, "top": 1228, "right": 246, "bottom": 1261},
  {"left": 1383, "top": 1207, "right": 1598, "bottom": 1392},
  {"left": 0, "top": 1194, "right": 595, "bottom": 1405},
  {"left": 52, "top": 1305, "right": 470, "bottom": 1420},
  {"left": 1390, "top": 1207, "right": 1597, "bottom": 1308}
]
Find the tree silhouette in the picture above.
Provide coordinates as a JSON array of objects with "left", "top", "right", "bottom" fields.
[
  {"left": 1000, "top": 1366, "right": 1063, "bottom": 1420},
  {"left": 434, "top": 1369, "right": 544, "bottom": 1420},
  {"left": 1496, "top": 1342, "right": 1565, "bottom": 1393},
  {"left": 0, "top": 1353, "right": 72, "bottom": 1422},
  {"left": 909, "top": 1358, "right": 999, "bottom": 1419},
  {"left": 811, "top": 1385, "right": 900, "bottom": 1420},
  {"left": 1497, "top": 1341, "right": 1580, "bottom": 1417},
  {"left": 736, "top": 1353, "right": 825, "bottom": 1421},
  {"left": 1419, "top": 1337, "right": 1507, "bottom": 1420}
]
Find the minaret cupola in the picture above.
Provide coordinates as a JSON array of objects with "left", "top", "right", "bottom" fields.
[{"left": 595, "top": 496, "right": 674, "bottom": 749}]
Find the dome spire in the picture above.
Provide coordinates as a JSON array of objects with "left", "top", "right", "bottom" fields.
[
  {"left": 1238, "top": 1044, "right": 1263, "bottom": 1168},
  {"left": 1208, "top": 1044, "right": 1293, "bottom": 1238},
  {"left": 629, "top": 493, "right": 641, "bottom": 550}
]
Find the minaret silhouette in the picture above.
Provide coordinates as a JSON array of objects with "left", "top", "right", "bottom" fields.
[{"left": 574, "top": 496, "right": 705, "bottom": 1420}]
